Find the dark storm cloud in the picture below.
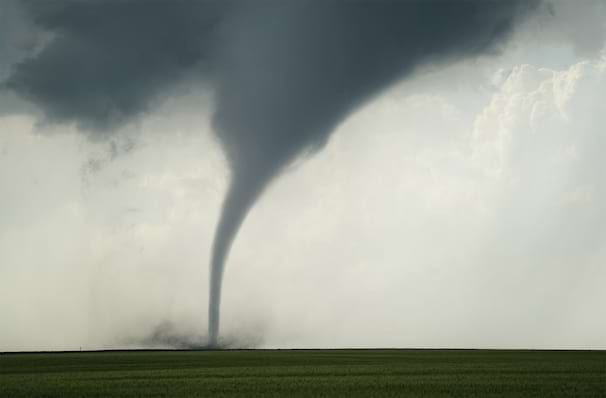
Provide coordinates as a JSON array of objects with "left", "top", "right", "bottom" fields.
[
  {"left": 3, "top": 0, "right": 228, "bottom": 130},
  {"left": 1, "top": 0, "right": 540, "bottom": 345}
]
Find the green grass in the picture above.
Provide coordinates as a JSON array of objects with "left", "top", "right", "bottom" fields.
[{"left": 1, "top": 349, "right": 604, "bottom": 397}]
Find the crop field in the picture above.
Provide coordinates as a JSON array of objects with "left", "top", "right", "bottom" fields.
[{"left": 1, "top": 349, "right": 604, "bottom": 397}]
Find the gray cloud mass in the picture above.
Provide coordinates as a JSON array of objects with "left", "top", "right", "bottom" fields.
[{"left": 3, "top": 0, "right": 226, "bottom": 130}]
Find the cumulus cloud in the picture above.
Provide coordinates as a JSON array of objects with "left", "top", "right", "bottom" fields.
[{"left": 473, "top": 57, "right": 606, "bottom": 258}]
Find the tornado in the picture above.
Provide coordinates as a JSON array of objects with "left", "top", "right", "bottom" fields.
[
  {"left": 1, "top": 0, "right": 541, "bottom": 347},
  {"left": 208, "top": 170, "right": 274, "bottom": 344},
  {"left": 206, "top": 0, "right": 540, "bottom": 346}
]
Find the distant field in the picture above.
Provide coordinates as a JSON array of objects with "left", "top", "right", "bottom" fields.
[{"left": 1, "top": 349, "right": 604, "bottom": 397}]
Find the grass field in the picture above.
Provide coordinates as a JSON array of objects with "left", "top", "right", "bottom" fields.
[{"left": 1, "top": 349, "right": 604, "bottom": 397}]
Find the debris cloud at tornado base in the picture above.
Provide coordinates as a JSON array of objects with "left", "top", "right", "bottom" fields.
[{"left": 2, "top": 0, "right": 540, "bottom": 346}]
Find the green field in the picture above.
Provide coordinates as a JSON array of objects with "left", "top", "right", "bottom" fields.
[{"left": 1, "top": 349, "right": 604, "bottom": 397}]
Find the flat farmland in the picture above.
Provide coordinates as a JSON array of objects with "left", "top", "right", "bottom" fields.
[{"left": 1, "top": 349, "right": 604, "bottom": 397}]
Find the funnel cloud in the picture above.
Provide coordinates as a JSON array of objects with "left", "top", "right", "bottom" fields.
[{"left": 2, "top": 0, "right": 540, "bottom": 346}]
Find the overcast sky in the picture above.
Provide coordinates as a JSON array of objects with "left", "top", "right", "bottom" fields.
[{"left": 1, "top": 1, "right": 605, "bottom": 351}]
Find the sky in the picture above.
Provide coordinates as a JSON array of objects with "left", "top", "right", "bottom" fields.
[{"left": 1, "top": 0, "right": 605, "bottom": 351}]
